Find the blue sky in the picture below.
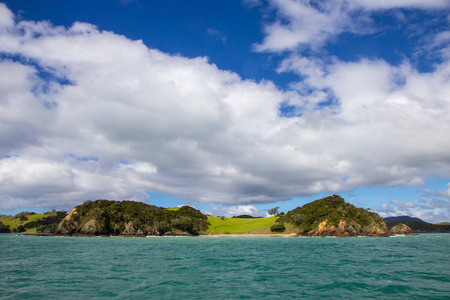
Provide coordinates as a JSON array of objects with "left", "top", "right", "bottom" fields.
[{"left": 0, "top": 0, "right": 450, "bottom": 222}]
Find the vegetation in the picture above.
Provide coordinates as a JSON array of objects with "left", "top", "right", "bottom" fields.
[
  {"left": 0, "top": 211, "right": 67, "bottom": 233},
  {"left": 206, "top": 215, "right": 297, "bottom": 234},
  {"left": 281, "top": 195, "right": 385, "bottom": 234},
  {"left": 270, "top": 222, "right": 286, "bottom": 232},
  {"left": 268, "top": 207, "right": 280, "bottom": 216},
  {"left": 0, "top": 221, "right": 11, "bottom": 233},
  {"left": 14, "top": 211, "right": 36, "bottom": 222},
  {"left": 57, "top": 200, "right": 210, "bottom": 236},
  {"left": 24, "top": 211, "right": 67, "bottom": 233}
]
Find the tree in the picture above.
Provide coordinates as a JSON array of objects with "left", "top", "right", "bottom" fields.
[{"left": 268, "top": 207, "right": 280, "bottom": 216}]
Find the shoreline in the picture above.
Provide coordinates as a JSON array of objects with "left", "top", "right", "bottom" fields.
[{"left": 19, "top": 232, "right": 416, "bottom": 238}]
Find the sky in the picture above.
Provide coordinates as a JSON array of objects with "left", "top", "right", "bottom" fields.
[{"left": 0, "top": 0, "right": 450, "bottom": 222}]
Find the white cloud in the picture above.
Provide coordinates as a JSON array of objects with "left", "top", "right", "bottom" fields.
[
  {"left": 203, "top": 205, "right": 267, "bottom": 218},
  {"left": 375, "top": 187, "right": 450, "bottom": 222},
  {"left": 0, "top": 3, "right": 14, "bottom": 29},
  {"left": 0, "top": 5, "right": 450, "bottom": 213},
  {"left": 352, "top": 0, "right": 449, "bottom": 10},
  {"left": 254, "top": 0, "right": 449, "bottom": 52}
]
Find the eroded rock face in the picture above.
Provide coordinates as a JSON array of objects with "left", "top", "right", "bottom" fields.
[
  {"left": 80, "top": 219, "right": 99, "bottom": 235},
  {"left": 306, "top": 219, "right": 390, "bottom": 237},
  {"left": 390, "top": 223, "right": 414, "bottom": 235}
]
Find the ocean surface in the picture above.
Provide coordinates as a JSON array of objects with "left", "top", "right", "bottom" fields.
[{"left": 1, "top": 234, "right": 449, "bottom": 299}]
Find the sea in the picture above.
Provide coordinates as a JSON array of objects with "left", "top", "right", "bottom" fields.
[{"left": 1, "top": 233, "right": 449, "bottom": 299}]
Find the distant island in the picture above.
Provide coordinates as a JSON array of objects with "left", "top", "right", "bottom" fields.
[
  {"left": 383, "top": 216, "right": 450, "bottom": 233},
  {"left": 3, "top": 195, "right": 449, "bottom": 237}
]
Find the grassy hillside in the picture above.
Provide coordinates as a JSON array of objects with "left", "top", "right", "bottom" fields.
[
  {"left": 206, "top": 216, "right": 296, "bottom": 234},
  {"left": 434, "top": 222, "right": 450, "bottom": 225},
  {"left": 0, "top": 211, "right": 63, "bottom": 233}
]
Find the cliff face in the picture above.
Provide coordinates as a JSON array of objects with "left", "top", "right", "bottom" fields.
[
  {"left": 282, "top": 195, "right": 391, "bottom": 237},
  {"left": 55, "top": 200, "right": 209, "bottom": 236}
]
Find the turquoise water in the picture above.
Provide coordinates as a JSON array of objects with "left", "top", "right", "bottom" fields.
[{"left": 1, "top": 234, "right": 449, "bottom": 299}]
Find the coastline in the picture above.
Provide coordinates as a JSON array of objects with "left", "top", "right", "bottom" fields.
[{"left": 19, "top": 232, "right": 412, "bottom": 237}]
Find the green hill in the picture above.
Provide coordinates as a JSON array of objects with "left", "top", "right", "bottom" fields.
[
  {"left": 0, "top": 211, "right": 66, "bottom": 233},
  {"left": 55, "top": 200, "right": 209, "bottom": 236},
  {"left": 281, "top": 195, "right": 390, "bottom": 236}
]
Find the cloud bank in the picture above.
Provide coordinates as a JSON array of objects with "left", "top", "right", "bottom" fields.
[{"left": 0, "top": 3, "right": 450, "bottom": 214}]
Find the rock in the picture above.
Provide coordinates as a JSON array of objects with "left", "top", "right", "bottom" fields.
[
  {"left": 390, "top": 223, "right": 414, "bottom": 235},
  {"left": 80, "top": 219, "right": 98, "bottom": 235},
  {"left": 345, "top": 225, "right": 357, "bottom": 236},
  {"left": 338, "top": 220, "right": 347, "bottom": 234}
]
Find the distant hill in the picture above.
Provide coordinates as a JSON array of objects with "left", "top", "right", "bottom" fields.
[
  {"left": 232, "top": 215, "right": 263, "bottom": 219},
  {"left": 385, "top": 220, "right": 450, "bottom": 233},
  {"left": 383, "top": 216, "right": 426, "bottom": 223}
]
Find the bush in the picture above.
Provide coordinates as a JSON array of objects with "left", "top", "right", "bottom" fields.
[
  {"left": 0, "top": 222, "right": 11, "bottom": 233},
  {"left": 270, "top": 223, "right": 286, "bottom": 232}
]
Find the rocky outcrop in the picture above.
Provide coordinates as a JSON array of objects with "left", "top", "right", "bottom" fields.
[
  {"left": 389, "top": 223, "right": 414, "bottom": 235},
  {"left": 307, "top": 219, "right": 389, "bottom": 237}
]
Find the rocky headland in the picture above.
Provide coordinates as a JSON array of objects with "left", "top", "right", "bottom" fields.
[
  {"left": 55, "top": 200, "right": 209, "bottom": 236},
  {"left": 279, "top": 195, "right": 413, "bottom": 237}
]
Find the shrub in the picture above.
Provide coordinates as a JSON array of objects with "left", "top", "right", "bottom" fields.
[{"left": 270, "top": 223, "right": 286, "bottom": 232}]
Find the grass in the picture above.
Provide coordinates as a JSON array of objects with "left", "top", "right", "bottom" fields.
[
  {"left": 0, "top": 211, "right": 58, "bottom": 232},
  {"left": 206, "top": 216, "right": 297, "bottom": 234},
  {"left": 165, "top": 207, "right": 298, "bottom": 234},
  {"left": 166, "top": 207, "right": 180, "bottom": 211},
  {"left": 434, "top": 222, "right": 450, "bottom": 225}
]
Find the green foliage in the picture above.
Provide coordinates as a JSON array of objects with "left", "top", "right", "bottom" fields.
[
  {"left": 282, "top": 195, "right": 384, "bottom": 233},
  {"left": 24, "top": 211, "right": 67, "bottom": 233},
  {"left": 270, "top": 222, "right": 286, "bottom": 232},
  {"left": 16, "top": 225, "right": 26, "bottom": 233},
  {"left": 58, "top": 200, "right": 210, "bottom": 236},
  {"left": 14, "top": 212, "right": 36, "bottom": 222},
  {"left": 1, "top": 211, "right": 66, "bottom": 233},
  {"left": 268, "top": 207, "right": 280, "bottom": 216},
  {"left": 0, "top": 221, "right": 11, "bottom": 233}
]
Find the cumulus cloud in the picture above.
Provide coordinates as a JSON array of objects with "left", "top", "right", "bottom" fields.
[
  {"left": 253, "top": 0, "right": 449, "bottom": 52},
  {"left": 0, "top": 3, "right": 14, "bottom": 28},
  {"left": 375, "top": 187, "right": 450, "bottom": 222},
  {"left": 0, "top": 4, "right": 450, "bottom": 213},
  {"left": 202, "top": 205, "right": 267, "bottom": 218}
]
